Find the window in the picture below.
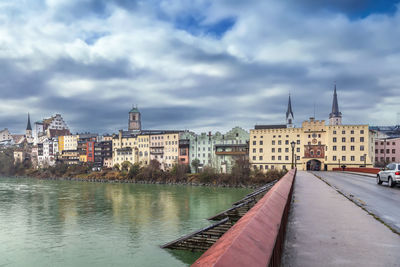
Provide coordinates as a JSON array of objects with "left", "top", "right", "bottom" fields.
[
  {"left": 342, "top": 130, "right": 345, "bottom": 134},
  {"left": 259, "top": 156, "right": 263, "bottom": 160},
  {"left": 260, "top": 165, "right": 263, "bottom": 169},
  {"left": 392, "top": 157, "right": 396, "bottom": 162},
  {"left": 283, "top": 165, "right": 287, "bottom": 170},
  {"left": 285, "top": 156, "right": 289, "bottom": 160},
  {"left": 360, "top": 145, "right": 364, "bottom": 151},
  {"left": 333, "top": 130, "right": 336, "bottom": 134},
  {"left": 310, "top": 151, "right": 314, "bottom": 156},
  {"left": 316, "top": 151, "right": 321, "bottom": 156},
  {"left": 278, "top": 140, "right": 282, "bottom": 145},
  {"left": 351, "top": 130, "right": 354, "bottom": 134},
  {"left": 272, "top": 156, "right": 275, "bottom": 160},
  {"left": 272, "top": 148, "right": 275, "bottom": 152},
  {"left": 260, "top": 141, "right": 263, "bottom": 145},
  {"left": 386, "top": 149, "right": 390, "bottom": 154},
  {"left": 351, "top": 146, "right": 355, "bottom": 151},
  {"left": 297, "top": 140, "right": 300, "bottom": 144},
  {"left": 351, "top": 156, "right": 355, "bottom": 161},
  {"left": 272, "top": 140, "right": 275, "bottom": 145},
  {"left": 360, "top": 156, "right": 364, "bottom": 161},
  {"left": 333, "top": 146, "right": 337, "bottom": 151},
  {"left": 380, "top": 149, "right": 384, "bottom": 153},
  {"left": 278, "top": 148, "right": 282, "bottom": 153},
  {"left": 296, "top": 156, "right": 300, "bottom": 160},
  {"left": 360, "top": 137, "right": 364, "bottom": 142},
  {"left": 253, "top": 141, "right": 256, "bottom": 145},
  {"left": 350, "top": 137, "right": 355, "bottom": 142},
  {"left": 285, "top": 140, "right": 289, "bottom": 145},
  {"left": 253, "top": 156, "right": 256, "bottom": 160},
  {"left": 278, "top": 156, "right": 281, "bottom": 160},
  {"left": 265, "top": 165, "right": 269, "bottom": 169},
  {"left": 360, "top": 130, "right": 364, "bottom": 134},
  {"left": 333, "top": 156, "right": 337, "bottom": 161},
  {"left": 342, "top": 156, "right": 346, "bottom": 161},
  {"left": 285, "top": 148, "right": 289, "bottom": 152},
  {"left": 392, "top": 149, "right": 396, "bottom": 154},
  {"left": 333, "top": 137, "right": 337, "bottom": 143},
  {"left": 253, "top": 148, "right": 256, "bottom": 153},
  {"left": 342, "top": 137, "right": 346, "bottom": 142},
  {"left": 296, "top": 148, "right": 300, "bottom": 152},
  {"left": 259, "top": 148, "right": 263, "bottom": 153}
]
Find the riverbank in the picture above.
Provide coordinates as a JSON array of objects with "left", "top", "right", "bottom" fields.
[
  {"left": 9, "top": 175, "right": 263, "bottom": 188},
  {"left": 4, "top": 161, "right": 286, "bottom": 188}
]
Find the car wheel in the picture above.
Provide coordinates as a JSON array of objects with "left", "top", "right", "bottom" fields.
[
  {"left": 388, "top": 177, "right": 395, "bottom": 188},
  {"left": 377, "top": 175, "right": 382, "bottom": 185}
]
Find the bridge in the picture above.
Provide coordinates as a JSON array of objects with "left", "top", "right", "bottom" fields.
[{"left": 182, "top": 169, "right": 400, "bottom": 266}]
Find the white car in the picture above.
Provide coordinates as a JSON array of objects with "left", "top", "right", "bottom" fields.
[{"left": 377, "top": 163, "right": 400, "bottom": 187}]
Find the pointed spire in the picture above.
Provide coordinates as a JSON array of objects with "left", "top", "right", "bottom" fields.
[
  {"left": 26, "top": 113, "right": 32, "bottom": 131},
  {"left": 329, "top": 83, "right": 342, "bottom": 118},
  {"left": 286, "top": 94, "right": 294, "bottom": 119}
]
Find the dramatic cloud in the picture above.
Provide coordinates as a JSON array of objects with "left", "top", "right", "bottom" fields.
[{"left": 0, "top": 0, "right": 400, "bottom": 134}]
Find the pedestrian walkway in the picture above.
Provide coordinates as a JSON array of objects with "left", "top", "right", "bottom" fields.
[{"left": 282, "top": 171, "right": 400, "bottom": 267}]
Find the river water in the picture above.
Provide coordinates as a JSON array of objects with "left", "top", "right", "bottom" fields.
[{"left": 0, "top": 177, "right": 250, "bottom": 267}]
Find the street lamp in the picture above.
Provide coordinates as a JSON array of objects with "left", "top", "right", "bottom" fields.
[
  {"left": 364, "top": 153, "right": 367, "bottom": 167},
  {"left": 291, "top": 141, "right": 295, "bottom": 169}
]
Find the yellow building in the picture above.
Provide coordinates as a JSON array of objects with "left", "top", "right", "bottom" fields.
[
  {"left": 79, "top": 154, "right": 87, "bottom": 163},
  {"left": 250, "top": 118, "right": 373, "bottom": 171},
  {"left": 63, "top": 135, "right": 78, "bottom": 151},
  {"left": 137, "top": 134, "right": 150, "bottom": 165},
  {"left": 112, "top": 131, "right": 139, "bottom": 167},
  {"left": 250, "top": 87, "right": 374, "bottom": 171},
  {"left": 58, "top": 135, "right": 65, "bottom": 154},
  {"left": 163, "top": 132, "right": 179, "bottom": 169}
]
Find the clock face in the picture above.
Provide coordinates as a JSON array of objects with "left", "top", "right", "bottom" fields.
[
  {"left": 312, "top": 133, "right": 317, "bottom": 138},
  {"left": 312, "top": 139, "right": 317, "bottom": 144}
]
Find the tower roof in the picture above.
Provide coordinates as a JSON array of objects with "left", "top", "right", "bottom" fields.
[
  {"left": 286, "top": 94, "right": 294, "bottom": 119},
  {"left": 129, "top": 106, "right": 139, "bottom": 113},
  {"left": 329, "top": 84, "right": 342, "bottom": 118},
  {"left": 26, "top": 113, "right": 32, "bottom": 131}
]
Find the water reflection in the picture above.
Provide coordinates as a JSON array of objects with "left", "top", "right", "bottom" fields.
[{"left": 0, "top": 177, "right": 250, "bottom": 267}]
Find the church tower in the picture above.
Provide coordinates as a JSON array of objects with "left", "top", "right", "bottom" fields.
[
  {"left": 329, "top": 84, "right": 342, "bottom": 125},
  {"left": 286, "top": 94, "right": 294, "bottom": 128},
  {"left": 128, "top": 106, "right": 141, "bottom": 131},
  {"left": 26, "top": 113, "right": 32, "bottom": 138}
]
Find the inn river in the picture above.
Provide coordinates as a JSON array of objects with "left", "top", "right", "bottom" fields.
[{"left": 0, "top": 177, "right": 250, "bottom": 267}]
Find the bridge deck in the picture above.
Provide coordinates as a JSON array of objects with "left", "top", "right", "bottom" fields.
[{"left": 282, "top": 171, "right": 400, "bottom": 267}]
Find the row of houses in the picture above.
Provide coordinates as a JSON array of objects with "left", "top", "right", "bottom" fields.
[{"left": 8, "top": 86, "right": 400, "bottom": 172}]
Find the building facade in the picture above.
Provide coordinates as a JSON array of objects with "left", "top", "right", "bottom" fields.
[
  {"left": 182, "top": 127, "right": 249, "bottom": 173},
  {"left": 375, "top": 137, "right": 400, "bottom": 165},
  {"left": 250, "top": 87, "right": 374, "bottom": 171}
]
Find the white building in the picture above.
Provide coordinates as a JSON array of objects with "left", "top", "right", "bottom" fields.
[{"left": 37, "top": 138, "right": 58, "bottom": 167}]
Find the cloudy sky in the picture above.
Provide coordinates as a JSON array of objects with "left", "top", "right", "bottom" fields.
[{"left": 1, "top": 0, "right": 400, "bottom": 134}]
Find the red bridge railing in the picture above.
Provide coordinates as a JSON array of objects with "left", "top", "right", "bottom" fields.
[{"left": 191, "top": 168, "right": 297, "bottom": 267}]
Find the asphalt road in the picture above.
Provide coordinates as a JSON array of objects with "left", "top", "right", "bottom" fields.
[{"left": 312, "top": 171, "right": 400, "bottom": 234}]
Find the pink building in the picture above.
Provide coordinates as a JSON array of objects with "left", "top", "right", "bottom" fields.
[{"left": 375, "top": 137, "right": 400, "bottom": 165}]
